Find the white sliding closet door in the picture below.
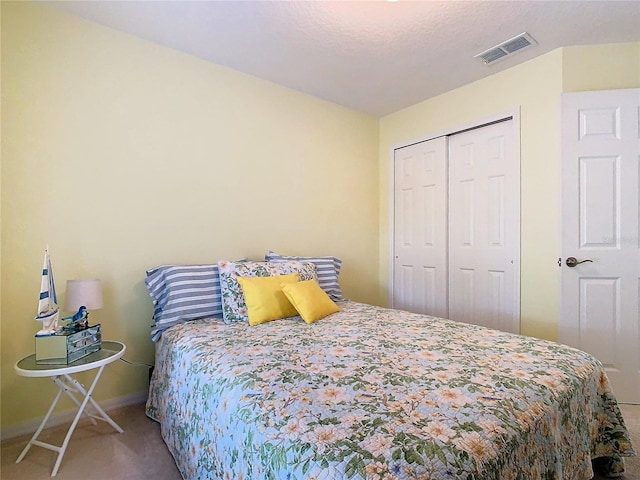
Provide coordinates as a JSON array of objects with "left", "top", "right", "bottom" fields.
[
  {"left": 392, "top": 119, "right": 520, "bottom": 333},
  {"left": 393, "top": 137, "right": 448, "bottom": 318},
  {"left": 448, "top": 120, "right": 520, "bottom": 333}
]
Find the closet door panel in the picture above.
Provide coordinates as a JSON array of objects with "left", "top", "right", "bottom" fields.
[
  {"left": 393, "top": 137, "right": 448, "bottom": 318},
  {"left": 448, "top": 120, "right": 519, "bottom": 333}
]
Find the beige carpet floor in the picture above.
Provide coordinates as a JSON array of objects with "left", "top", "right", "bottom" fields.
[{"left": 1, "top": 402, "right": 638, "bottom": 479}]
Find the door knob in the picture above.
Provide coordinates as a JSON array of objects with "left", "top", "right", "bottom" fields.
[{"left": 566, "top": 257, "right": 593, "bottom": 267}]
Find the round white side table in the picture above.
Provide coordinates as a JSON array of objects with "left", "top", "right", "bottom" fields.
[{"left": 14, "top": 341, "right": 126, "bottom": 477}]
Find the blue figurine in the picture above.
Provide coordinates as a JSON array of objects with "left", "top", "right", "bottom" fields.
[{"left": 62, "top": 306, "right": 89, "bottom": 332}]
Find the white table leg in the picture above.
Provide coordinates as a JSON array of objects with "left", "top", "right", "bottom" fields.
[
  {"left": 15, "top": 386, "right": 65, "bottom": 464},
  {"left": 62, "top": 374, "right": 123, "bottom": 433},
  {"left": 52, "top": 376, "right": 97, "bottom": 426},
  {"left": 16, "top": 365, "right": 124, "bottom": 477}
]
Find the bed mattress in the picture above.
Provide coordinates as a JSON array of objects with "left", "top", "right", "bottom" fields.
[{"left": 146, "top": 301, "right": 634, "bottom": 479}]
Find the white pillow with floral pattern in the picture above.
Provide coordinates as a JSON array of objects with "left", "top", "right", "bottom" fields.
[{"left": 217, "top": 260, "right": 317, "bottom": 323}]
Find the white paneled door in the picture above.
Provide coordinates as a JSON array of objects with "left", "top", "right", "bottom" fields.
[
  {"left": 448, "top": 120, "right": 520, "bottom": 333},
  {"left": 393, "top": 119, "right": 520, "bottom": 333},
  {"left": 393, "top": 137, "right": 448, "bottom": 318},
  {"left": 561, "top": 89, "right": 639, "bottom": 403}
]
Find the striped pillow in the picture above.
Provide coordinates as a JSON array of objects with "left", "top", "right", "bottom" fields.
[
  {"left": 145, "top": 264, "right": 223, "bottom": 342},
  {"left": 264, "top": 251, "right": 343, "bottom": 301}
]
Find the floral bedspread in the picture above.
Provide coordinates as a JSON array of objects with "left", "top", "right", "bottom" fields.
[{"left": 146, "top": 301, "right": 634, "bottom": 480}]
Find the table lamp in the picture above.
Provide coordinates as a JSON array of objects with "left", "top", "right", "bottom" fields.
[{"left": 64, "top": 279, "right": 103, "bottom": 330}]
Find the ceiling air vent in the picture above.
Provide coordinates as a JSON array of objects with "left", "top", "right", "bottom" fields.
[{"left": 475, "top": 32, "right": 537, "bottom": 65}]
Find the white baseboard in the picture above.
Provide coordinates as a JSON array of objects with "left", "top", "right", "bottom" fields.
[{"left": 0, "top": 391, "right": 148, "bottom": 442}]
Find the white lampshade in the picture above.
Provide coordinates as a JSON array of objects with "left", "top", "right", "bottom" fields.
[{"left": 65, "top": 279, "right": 103, "bottom": 312}]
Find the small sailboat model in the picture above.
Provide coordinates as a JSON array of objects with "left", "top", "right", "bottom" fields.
[{"left": 35, "top": 247, "right": 60, "bottom": 336}]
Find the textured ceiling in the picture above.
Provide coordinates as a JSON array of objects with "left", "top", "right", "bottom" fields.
[{"left": 44, "top": 1, "right": 640, "bottom": 117}]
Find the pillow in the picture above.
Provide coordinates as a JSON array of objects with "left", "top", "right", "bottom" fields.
[
  {"left": 218, "top": 260, "right": 317, "bottom": 323},
  {"left": 264, "top": 251, "right": 343, "bottom": 301},
  {"left": 237, "top": 274, "right": 300, "bottom": 326},
  {"left": 145, "top": 264, "right": 223, "bottom": 342},
  {"left": 281, "top": 279, "right": 341, "bottom": 324}
]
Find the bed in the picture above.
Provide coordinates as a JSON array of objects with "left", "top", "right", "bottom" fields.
[{"left": 144, "top": 258, "right": 634, "bottom": 480}]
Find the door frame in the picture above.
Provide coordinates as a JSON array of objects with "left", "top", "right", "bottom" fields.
[{"left": 388, "top": 109, "right": 522, "bottom": 316}]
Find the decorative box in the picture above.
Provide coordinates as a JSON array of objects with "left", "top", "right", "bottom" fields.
[{"left": 35, "top": 324, "right": 102, "bottom": 365}]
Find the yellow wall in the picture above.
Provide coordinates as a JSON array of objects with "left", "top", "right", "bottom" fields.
[
  {"left": 379, "top": 43, "right": 640, "bottom": 342},
  {"left": 562, "top": 43, "right": 640, "bottom": 91},
  {"left": 1, "top": 3, "right": 379, "bottom": 429}
]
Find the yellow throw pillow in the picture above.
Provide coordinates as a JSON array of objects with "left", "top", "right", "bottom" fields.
[
  {"left": 237, "top": 273, "right": 300, "bottom": 326},
  {"left": 281, "top": 279, "right": 340, "bottom": 324}
]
